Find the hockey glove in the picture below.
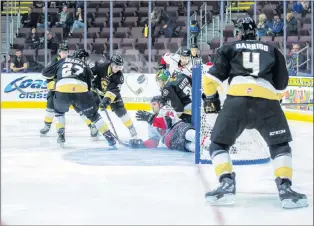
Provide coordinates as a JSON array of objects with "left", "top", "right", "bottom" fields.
[
  {"left": 100, "top": 97, "right": 111, "bottom": 109},
  {"left": 136, "top": 110, "right": 155, "bottom": 124},
  {"left": 202, "top": 92, "right": 221, "bottom": 114},
  {"left": 129, "top": 139, "right": 146, "bottom": 149}
]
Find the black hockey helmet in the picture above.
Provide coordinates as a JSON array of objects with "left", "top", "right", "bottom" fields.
[
  {"left": 58, "top": 43, "right": 69, "bottom": 52},
  {"left": 181, "top": 48, "right": 191, "bottom": 57},
  {"left": 151, "top": 95, "right": 167, "bottom": 106},
  {"left": 110, "top": 54, "right": 124, "bottom": 66},
  {"left": 190, "top": 43, "right": 198, "bottom": 49},
  {"left": 73, "top": 49, "right": 89, "bottom": 60},
  {"left": 234, "top": 17, "right": 257, "bottom": 40}
]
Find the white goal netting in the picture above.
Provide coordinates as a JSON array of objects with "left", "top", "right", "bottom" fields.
[{"left": 198, "top": 83, "right": 271, "bottom": 165}]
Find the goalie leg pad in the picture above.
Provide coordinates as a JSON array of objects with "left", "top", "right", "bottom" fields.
[{"left": 164, "top": 122, "right": 193, "bottom": 152}]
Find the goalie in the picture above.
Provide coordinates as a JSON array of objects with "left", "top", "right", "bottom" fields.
[{"left": 128, "top": 96, "right": 196, "bottom": 152}]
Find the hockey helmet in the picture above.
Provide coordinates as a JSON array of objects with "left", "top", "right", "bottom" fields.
[
  {"left": 151, "top": 95, "right": 167, "bottom": 106},
  {"left": 155, "top": 69, "right": 170, "bottom": 82},
  {"left": 181, "top": 48, "right": 191, "bottom": 57},
  {"left": 110, "top": 54, "right": 124, "bottom": 66},
  {"left": 234, "top": 17, "right": 257, "bottom": 40},
  {"left": 73, "top": 49, "right": 89, "bottom": 61},
  {"left": 58, "top": 43, "right": 69, "bottom": 52}
]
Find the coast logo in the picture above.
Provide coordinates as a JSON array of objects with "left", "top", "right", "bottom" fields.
[
  {"left": 4, "top": 76, "right": 48, "bottom": 99},
  {"left": 125, "top": 74, "right": 148, "bottom": 95}
]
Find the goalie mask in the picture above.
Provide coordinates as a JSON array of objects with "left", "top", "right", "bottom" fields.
[
  {"left": 150, "top": 95, "right": 167, "bottom": 114},
  {"left": 155, "top": 69, "right": 170, "bottom": 89}
]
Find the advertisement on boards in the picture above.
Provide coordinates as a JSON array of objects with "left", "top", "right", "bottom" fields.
[
  {"left": 1, "top": 73, "right": 48, "bottom": 101},
  {"left": 1, "top": 73, "right": 161, "bottom": 104}
]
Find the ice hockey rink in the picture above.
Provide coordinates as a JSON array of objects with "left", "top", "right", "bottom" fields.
[{"left": 1, "top": 109, "right": 313, "bottom": 225}]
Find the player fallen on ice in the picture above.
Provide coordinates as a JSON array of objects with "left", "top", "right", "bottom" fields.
[
  {"left": 128, "top": 95, "right": 196, "bottom": 152},
  {"left": 89, "top": 54, "right": 138, "bottom": 138},
  {"left": 202, "top": 17, "right": 307, "bottom": 208},
  {"left": 39, "top": 44, "right": 98, "bottom": 139},
  {"left": 41, "top": 48, "right": 117, "bottom": 147},
  {"left": 156, "top": 69, "right": 192, "bottom": 123}
]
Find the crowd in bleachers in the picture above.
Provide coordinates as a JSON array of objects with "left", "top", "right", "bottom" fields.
[{"left": 1, "top": 1, "right": 312, "bottom": 75}]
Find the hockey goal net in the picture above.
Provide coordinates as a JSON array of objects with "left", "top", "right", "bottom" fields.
[{"left": 193, "top": 64, "right": 270, "bottom": 165}]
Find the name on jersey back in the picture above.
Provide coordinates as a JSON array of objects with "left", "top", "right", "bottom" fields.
[{"left": 236, "top": 43, "right": 269, "bottom": 52}]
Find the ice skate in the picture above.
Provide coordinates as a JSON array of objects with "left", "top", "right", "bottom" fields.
[
  {"left": 205, "top": 172, "right": 236, "bottom": 205},
  {"left": 57, "top": 128, "right": 65, "bottom": 148},
  {"left": 275, "top": 177, "right": 308, "bottom": 209},
  {"left": 40, "top": 125, "right": 51, "bottom": 136},
  {"left": 90, "top": 124, "right": 99, "bottom": 141},
  {"left": 104, "top": 130, "right": 116, "bottom": 147},
  {"left": 128, "top": 125, "right": 137, "bottom": 138}
]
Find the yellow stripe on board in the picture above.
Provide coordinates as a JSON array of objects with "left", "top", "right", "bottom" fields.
[
  {"left": 1, "top": 102, "right": 312, "bottom": 122},
  {"left": 1, "top": 102, "right": 152, "bottom": 111}
]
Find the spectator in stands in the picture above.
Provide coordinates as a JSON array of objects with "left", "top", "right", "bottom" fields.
[
  {"left": 21, "top": 6, "right": 38, "bottom": 28},
  {"left": 10, "top": 50, "right": 28, "bottom": 73},
  {"left": 292, "top": 0, "right": 304, "bottom": 14},
  {"left": 76, "top": 1, "right": 84, "bottom": 8},
  {"left": 286, "top": 43, "right": 306, "bottom": 76},
  {"left": 1, "top": 55, "right": 11, "bottom": 72},
  {"left": 256, "top": 13, "right": 268, "bottom": 38},
  {"left": 37, "top": 6, "right": 51, "bottom": 28},
  {"left": 55, "top": 5, "right": 72, "bottom": 29},
  {"left": 25, "top": 27, "right": 41, "bottom": 49},
  {"left": 46, "top": 30, "right": 59, "bottom": 55},
  {"left": 300, "top": 0, "right": 311, "bottom": 16},
  {"left": 286, "top": 12, "right": 298, "bottom": 36},
  {"left": 68, "top": 7, "right": 84, "bottom": 37},
  {"left": 266, "top": 14, "right": 283, "bottom": 36}
]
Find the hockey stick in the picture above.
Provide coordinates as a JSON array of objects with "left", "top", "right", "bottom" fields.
[{"left": 93, "top": 88, "right": 130, "bottom": 147}]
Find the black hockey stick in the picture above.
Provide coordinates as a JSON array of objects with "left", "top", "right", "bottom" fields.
[{"left": 93, "top": 88, "right": 130, "bottom": 147}]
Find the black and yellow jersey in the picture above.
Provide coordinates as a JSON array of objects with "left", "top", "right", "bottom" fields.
[
  {"left": 202, "top": 40, "right": 289, "bottom": 100},
  {"left": 42, "top": 56, "right": 92, "bottom": 93}
]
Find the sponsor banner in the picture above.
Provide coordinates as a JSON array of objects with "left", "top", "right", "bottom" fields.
[
  {"left": 1, "top": 73, "right": 48, "bottom": 101},
  {"left": 282, "top": 86, "right": 313, "bottom": 112},
  {"left": 1, "top": 73, "right": 160, "bottom": 103}
]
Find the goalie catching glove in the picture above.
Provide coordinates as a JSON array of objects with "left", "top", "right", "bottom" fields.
[
  {"left": 202, "top": 92, "right": 221, "bottom": 113},
  {"left": 135, "top": 110, "right": 156, "bottom": 124}
]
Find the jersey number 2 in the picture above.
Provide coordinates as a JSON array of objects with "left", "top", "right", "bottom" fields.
[
  {"left": 242, "top": 52, "right": 260, "bottom": 76},
  {"left": 62, "top": 63, "right": 83, "bottom": 77}
]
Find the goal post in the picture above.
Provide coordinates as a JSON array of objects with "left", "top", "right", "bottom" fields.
[{"left": 192, "top": 64, "right": 271, "bottom": 165}]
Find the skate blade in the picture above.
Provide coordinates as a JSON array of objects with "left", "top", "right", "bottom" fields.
[
  {"left": 282, "top": 198, "right": 308, "bottom": 209},
  {"left": 92, "top": 135, "right": 99, "bottom": 141},
  {"left": 107, "top": 144, "right": 117, "bottom": 150},
  {"left": 40, "top": 133, "right": 48, "bottom": 137},
  {"left": 57, "top": 140, "right": 65, "bottom": 148},
  {"left": 205, "top": 194, "right": 236, "bottom": 205}
]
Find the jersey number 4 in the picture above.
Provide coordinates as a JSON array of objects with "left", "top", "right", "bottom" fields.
[
  {"left": 242, "top": 52, "right": 260, "bottom": 76},
  {"left": 62, "top": 63, "right": 84, "bottom": 77}
]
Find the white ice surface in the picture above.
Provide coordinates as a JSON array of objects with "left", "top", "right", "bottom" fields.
[{"left": 1, "top": 109, "right": 313, "bottom": 225}]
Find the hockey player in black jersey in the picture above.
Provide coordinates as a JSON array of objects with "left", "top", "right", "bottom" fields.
[
  {"left": 90, "top": 55, "right": 137, "bottom": 138},
  {"left": 156, "top": 69, "right": 192, "bottom": 123},
  {"left": 202, "top": 17, "right": 307, "bottom": 208},
  {"left": 39, "top": 44, "right": 98, "bottom": 139},
  {"left": 41, "top": 48, "right": 116, "bottom": 147}
]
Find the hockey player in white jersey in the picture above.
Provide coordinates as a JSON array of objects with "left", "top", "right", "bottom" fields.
[
  {"left": 127, "top": 96, "right": 196, "bottom": 152},
  {"left": 159, "top": 48, "right": 193, "bottom": 77}
]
